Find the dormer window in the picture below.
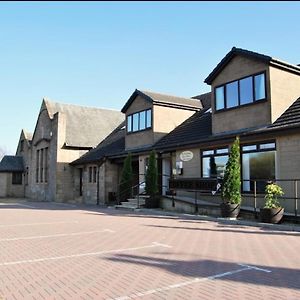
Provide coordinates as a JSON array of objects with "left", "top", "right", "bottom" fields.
[
  {"left": 127, "top": 109, "right": 152, "bottom": 133},
  {"left": 215, "top": 72, "right": 266, "bottom": 111}
]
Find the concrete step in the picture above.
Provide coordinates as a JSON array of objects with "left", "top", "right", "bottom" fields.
[
  {"left": 124, "top": 199, "right": 146, "bottom": 205},
  {"left": 115, "top": 205, "right": 136, "bottom": 211}
]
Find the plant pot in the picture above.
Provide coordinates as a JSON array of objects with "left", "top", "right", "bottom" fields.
[
  {"left": 220, "top": 203, "right": 240, "bottom": 218},
  {"left": 145, "top": 196, "right": 160, "bottom": 208},
  {"left": 260, "top": 207, "right": 284, "bottom": 224}
]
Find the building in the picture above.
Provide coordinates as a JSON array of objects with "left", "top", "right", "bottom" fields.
[
  {"left": 72, "top": 47, "right": 300, "bottom": 213},
  {"left": 0, "top": 98, "right": 124, "bottom": 202}
]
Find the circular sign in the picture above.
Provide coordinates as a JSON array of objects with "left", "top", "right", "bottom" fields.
[{"left": 180, "top": 151, "right": 193, "bottom": 162}]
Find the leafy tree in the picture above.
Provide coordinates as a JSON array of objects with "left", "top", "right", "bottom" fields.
[
  {"left": 119, "top": 153, "right": 133, "bottom": 202},
  {"left": 145, "top": 150, "right": 158, "bottom": 198},
  {"left": 221, "top": 137, "right": 242, "bottom": 204}
]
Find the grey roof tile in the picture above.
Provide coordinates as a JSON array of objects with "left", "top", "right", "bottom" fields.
[
  {"left": 121, "top": 89, "right": 202, "bottom": 113},
  {"left": 43, "top": 99, "right": 125, "bottom": 148},
  {"left": 0, "top": 156, "right": 24, "bottom": 172}
]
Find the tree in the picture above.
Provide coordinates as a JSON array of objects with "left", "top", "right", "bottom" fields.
[
  {"left": 119, "top": 153, "right": 133, "bottom": 202},
  {"left": 221, "top": 137, "right": 242, "bottom": 204},
  {"left": 145, "top": 150, "right": 158, "bottom": 204}
]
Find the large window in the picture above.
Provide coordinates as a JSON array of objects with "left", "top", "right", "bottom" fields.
[
  {"left": 127, "top": 109, "right": 152, "bottom": 133},
  {"left": 202, "top": 147, "right": 229, "bottom": 178},
  {"left": 215, "top": 72, "right": 266, "bottom": 111},
  {"left": 242, "top": 141, "right": 276, "bottom": 192},
  {"left": 36, "top": 147, "right": 48, "bottom": 184}
]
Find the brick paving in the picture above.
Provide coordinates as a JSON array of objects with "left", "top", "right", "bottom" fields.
[{"left": 0, "top": 200, "right": 299, "bottom": 300}]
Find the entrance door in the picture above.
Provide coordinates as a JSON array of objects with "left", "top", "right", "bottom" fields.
[{"left": 162, "top": 158, "right": 171, "bottom": 195}]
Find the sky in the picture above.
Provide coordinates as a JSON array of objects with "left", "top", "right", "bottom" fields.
[{"left": 1, "top": 1, "right": 300, "bottom": 154}]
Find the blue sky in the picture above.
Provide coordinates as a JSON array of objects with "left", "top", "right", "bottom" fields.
[{"left": 1, "top": 1, "right": 300, "bottom": 153}]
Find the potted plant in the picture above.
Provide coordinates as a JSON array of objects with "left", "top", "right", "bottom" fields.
[
  {"left": 260, "top": 182, "right": 284, "bottom": 223},
  {"left": 220, "top": 137, "right": 242, "bottom": 218},
  {"left": 145, "top": 150, "right": 159, "bottom": 208}
]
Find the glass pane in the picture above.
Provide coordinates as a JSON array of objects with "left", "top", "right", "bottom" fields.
[
  {"left": 242, "top": 145, "right": 257, "bottom": 152},
  {"left": 146, "top": 109, "right": 152, "bottom": 128},
  {"left": 202, "top": 150, "right": 214, "bottom": 156},
  {"left": 202, "top": 157, "right": 210, "bottom": 177},
  {"left": 132, "top": 113, "right": 139, "bottom": 131},
  {"left": 226, "top": 81, "right": 239, "bottom": 108},
  {"left": 260, "top": 142, "right": 275, "bottom": 150},
  {"left": 216, "top": 148, "right": 228, "bottom": 154},
  {"left": 254, "top": 73, "right": 266, "bottom": 101},
  {"left": 240, "top": 76, "right": 253, "bottom": 105},
  {"left": 202, "top": 155, "right": 228, "bottom": 178},
  {"left": 215, "top": 155, "right": 228, "bottom": 178},
  {"left": 242, "top": 151, "right": 275, "bottom": 192},
  {"left": 127, "top": 115, "right": 132, "bottom": 132},
  {"left": 215, "top": 86, "right": 225, "bottom": 110},
  {"left": 139, "top": 111, "right": 146, "bottom": 130}
]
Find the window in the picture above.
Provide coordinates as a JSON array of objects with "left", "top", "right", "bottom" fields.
[
  {"left": 242, "top": 141, "right": 276, "bottom": 192},
  {"left": 201, "top": 147, "right": 229, "bottom": 178},
  {"left": 127, "top": 109, "right": 152, "bottom": 133},
  {"left": 93, "top": 166, "right": 97, "bottom": 183},
  {"left": 36, "top": 150, "right": 39, "bottom": 183},
  {"left": 40, "top": 149, "right": 44, "bottom": 183},
  {"left": 215, "top": 72, "right": 266, "bottom": 111},
  {"left": 36, "top": 147, "right": 48, "bottom": 184},
  {"left": 44, "top": 148, "right": 48, "bottom": 183},
  {"left": 89, "top": 167, "right": 93, "bottom": 183},
  {"left": 12, "top": 172, "right": 22, "bottom": 185}
]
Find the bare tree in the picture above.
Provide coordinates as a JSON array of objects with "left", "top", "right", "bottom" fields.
[{"left": 0, "top": 145, "right": 9, "bottom": 161}]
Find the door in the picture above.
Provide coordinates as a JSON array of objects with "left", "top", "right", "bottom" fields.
[
  {"left": 162, "top": 158, "right": 171, "bottom": 195},
  {"left": 79, "top": 168, "right": 83, "bottom": 196}
]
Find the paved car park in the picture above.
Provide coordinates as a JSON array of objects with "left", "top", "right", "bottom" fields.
[{"left": 0, "top": 200, "right": 299, "bottom": 300}]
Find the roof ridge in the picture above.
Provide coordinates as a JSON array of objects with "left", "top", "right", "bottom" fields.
[
  {"left": 139, "top": 89, "right": 199, "bottom": 101},
  {"left": 42, "top": 97, "right": 121, "bottom": 113}
]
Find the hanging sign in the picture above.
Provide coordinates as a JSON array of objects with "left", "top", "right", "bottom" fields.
[{"left": 180, "top": 151, "right": 193, "bottom": 162}]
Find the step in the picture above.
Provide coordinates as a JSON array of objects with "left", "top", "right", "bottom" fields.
[
  {"left": 124, "top": 199, "right": 146, "bottom": 205},
  {"left": 115, "top": 205, "right": 136, "bottom": 211}
]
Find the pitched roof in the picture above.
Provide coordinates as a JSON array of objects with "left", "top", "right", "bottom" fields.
[
  {"left": 23, "top": 130, "right": 33, "bottom": 141},
  {"left": 42, "top": 99, "right": 125, "bottom": 148},
  {"left": 192, "top": 92, "right": 211, "bottom": 110},
  {"left": 268, "top": 97, "right": 300, "bottom": 130},
  {"left": 121, "top": 89, "right": 202, "bottom": 113},
  {"left": 71, "top": 122, "right": 126, "bottom": 165},
  {"left": 0, "top": 156, "right": 24, "bottom": 172},
  {"left": 154, "top": 109, "right": 212, "bottom": 150},
  {"left": 205, "top": 47, "right": 300, "bottom": 84}
]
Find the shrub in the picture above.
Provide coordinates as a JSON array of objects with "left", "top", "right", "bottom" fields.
[
  {"left": 145, "top": 150, "right": 158, "bottom": 198},
  {"left": 221, "top": 137, "right": 242, "bottom": 204},
  {"left": 264, "top": 183, "right": 284, "bottom": 209},
  {"left": 119, "top": 153, "right": 133, "bottom": 202}
]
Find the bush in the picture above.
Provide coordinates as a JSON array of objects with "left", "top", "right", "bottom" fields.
[
  {"left": 264, "top": 183, "right": 284, "bottom": 209},
  {"left": 119, "top": 153, "right": 133, "bottom": 202},
  {"left": 145, "top": 150, "right": 158, "bottom": 197},
  {"left": 221, "top": 137, "right": 242, "bottom": 204}
]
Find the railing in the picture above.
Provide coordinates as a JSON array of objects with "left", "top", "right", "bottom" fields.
[
  {"left": 167, "top": 177, "right": 300, "bottom": 219},
  {"left": 242, "top": 179, "right": 300, "bottom": 219},
  {"left": 116, "top": 173, "right": 171, "bottom": 206}
]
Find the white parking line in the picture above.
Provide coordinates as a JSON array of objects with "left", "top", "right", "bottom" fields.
[
  {"left": 0, "top": 229, "right": 115, "bottom": 242},
  {"left": 0, "top": 221, "right": 79, "bottom": 227},
  {"left": 112, "top": 264, "right": 271, "bottom": 300},
  {"left": 0, "top": 203, "right": 36, "bottom": 208},
  {"left": 0, "top": 242, "right": 171, "bottom": 266}
]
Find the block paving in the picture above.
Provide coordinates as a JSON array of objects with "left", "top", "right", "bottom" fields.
[{"left": 0, "top": 200, "right": 299, "bottom": 299}]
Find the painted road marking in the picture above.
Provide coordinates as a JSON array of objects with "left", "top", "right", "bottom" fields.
[
  {"left": 0, "top": 229, "right": 115, "bottom": 242},
  {"left": 0, "top": 203, "right": 36, "bottom": 208},
  {"left": 0, "top": 221, "right": 79, "bottom": 227},
  {"left": 112, "top": 264, "right": 271, "bottom": 300},
  {"left": 0, "top": 242, "right": 171, "bottom": 266}
]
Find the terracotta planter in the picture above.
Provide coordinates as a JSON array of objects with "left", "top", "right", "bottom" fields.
[
  {"left": 220, "top": 203, "right": 240, "bottom": 218},
  {"left": 260, "top": 207, "right": 284, "bottom": 224}
]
